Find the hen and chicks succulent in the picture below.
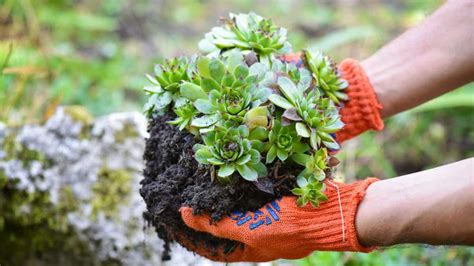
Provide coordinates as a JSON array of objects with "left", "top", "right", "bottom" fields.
[{"left": 144, "top": 13, "right": 349, "bottom": 207}]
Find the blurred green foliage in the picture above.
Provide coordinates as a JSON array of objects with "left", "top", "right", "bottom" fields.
[
  {"left": 1, "top": 0, "right": 452, "bottom": 122},
  {"left": 1, "top": 0, "right": 473, "bottom": 265},
  {"left": 1, "top": 0, "right": 148, "bottom": 123},
  {"left": 299, "top": 245, "right": 474, "bottom": 266}
]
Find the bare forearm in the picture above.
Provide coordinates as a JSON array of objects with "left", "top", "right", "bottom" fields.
[
  {"left": 356, "top": 158, "right": 474, "bottom": 247},
  {"left": 361, "top": 1, "right": 474, "bottom": 118}
]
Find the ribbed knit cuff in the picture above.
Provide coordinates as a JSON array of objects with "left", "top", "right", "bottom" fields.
[
  {"left": 298, "top": 178, "right": 379, "bottom": 253},
  {"left": 345, "top": 177, "right": 379, "bottom": 252},
  {"left": 336, "top": 59, "right": 384, "bottom": 143}
]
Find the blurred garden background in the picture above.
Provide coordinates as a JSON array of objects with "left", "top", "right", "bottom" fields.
[{"left": 1, "top": 0, "right": 473, "bottom": 265}]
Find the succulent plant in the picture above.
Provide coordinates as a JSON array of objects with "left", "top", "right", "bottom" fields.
[
  {"left": 269, "top": 76, "right": 344, "bottom": 150},
  {"left": 304, "top": 50, "right": 348, "bottom": 104},
  {"left": 291, "top": 148, "right": 329, "bottom": 207},
  {"left": 199, "top": 13, "right": 291, "bottom": 64},
  {"left": 293, "top": 148, "right": 329, "bottom": 181},
  {"left": 143, "top": 13, "right": 350, "bottom": 208},
  {"left": 144, "top": 56, "right": 197, "bottom": 116},
  {"left": 291, "top": 180, "right": 328, "bottom": 207},
  {"left": 265, "top": 119, "right": 309, "bottom": 163},
  {"left": 180, "top": 53, "right": 272, "bottom": 132},
  {"left": 168, "top": 101, "right": 198, "bottom": 131},
  {"left": 193, "top": 124, "right": 267, "bottom": 182}
]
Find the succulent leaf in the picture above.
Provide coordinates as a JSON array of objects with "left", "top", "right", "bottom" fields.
[
  {"left": 268, "top": 94, "right": 293, "bottom": 109},
  {"left": 236, "top": 164, "right": 258, "bottom": 181},
  {"left": 180, "top": 82, "right": 207, "bottom": 101},
  {"left": 244, "top": 106, "right": 268, "bottom": 129}
]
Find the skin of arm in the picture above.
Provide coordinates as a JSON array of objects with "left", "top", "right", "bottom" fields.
[
  {"left": 361, "top": 0, "right": 474, "bottom": 118},
  {"left": 355, "top": 1, "right": 474, "bottom": 247},
  {"left": 356, "top": 158, "right": 474, "bottom": 247}
]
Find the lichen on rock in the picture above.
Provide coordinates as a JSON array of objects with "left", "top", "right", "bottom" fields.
[
  {"left": 0, "top": 107, "right": 218, "bottom": 265},
  {"left": 91, "top": 167, "right": 132, "bottom": 219}
]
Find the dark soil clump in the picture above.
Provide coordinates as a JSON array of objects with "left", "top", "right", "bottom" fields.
[{"left": 140, "top": 113, "right": 300, "bottom": 260}]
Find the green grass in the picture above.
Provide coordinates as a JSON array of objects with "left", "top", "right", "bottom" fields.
[{"left": 298, "top": 245, "right": 474, "bottom": 266}]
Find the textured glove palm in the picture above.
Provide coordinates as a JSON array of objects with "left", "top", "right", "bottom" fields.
[{"left": 180, "top": 178, "right": 379, "bottom": 262}]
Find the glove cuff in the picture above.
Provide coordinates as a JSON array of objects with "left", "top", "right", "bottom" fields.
[
  {"left": 336, "top": 59, "right": 384, "bottom": 143},
  {"left": 345, "top": 177, "right": 379, "bottom": 252},
  {"left": 299, "top": 178, "right": 380, "bottom": 253}
]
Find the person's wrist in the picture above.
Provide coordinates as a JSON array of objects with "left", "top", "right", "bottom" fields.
[
  {"left": 360, "top": 58, "right": 393, "bottom": 119},
  {"left": 354, "top": 179, "right": 405, "bottom": 247}
]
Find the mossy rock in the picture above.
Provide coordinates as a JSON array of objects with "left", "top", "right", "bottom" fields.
[
  {"left": 113, "top": 122, "right": 140, "bottom": 144},
  {"left": 0, "top": 109, "right": 174, "bottom": 265},
  {"left": 63, "top": 105, "right": 94, "bottom": 125},
  {"left": 91, "top": 167, "right": 132, "bottom": 219}
]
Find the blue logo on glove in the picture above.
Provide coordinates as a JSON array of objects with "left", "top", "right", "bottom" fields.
[{"left": 228, "top": 199, "right": 281, "bottom": 230}]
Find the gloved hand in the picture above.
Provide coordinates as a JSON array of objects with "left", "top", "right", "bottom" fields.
[
  {"left": 177, "top": 55, "right": 383, "bottom": 261},
  {"left": 179, "top": 178, "right": 379, "bottom": 262},
  {"left": 280, "top": 54, "right": 384, "bottom": 143}
]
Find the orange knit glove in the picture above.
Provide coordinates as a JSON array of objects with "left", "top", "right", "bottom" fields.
[
  {"left": 336, "top": 59, "right": 384, "bottom": 143},
  {"left": 280, "top": 54, "right": 384, "bottom": 143},
  {"left": 179, "top": 178, "right": 379, "bottom": 262}
]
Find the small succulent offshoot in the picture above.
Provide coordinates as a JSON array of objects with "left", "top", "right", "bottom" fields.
[
  {"left": 168, "top": 101, "right": 197, "bottom": 131},
  {"left": 199, "top": 13, "right": 291, "bottom": 65},
  {"left": 143, "top": 13, "right": 350, "bottom": 208},
  {"left": 144, "top": 56, "right": 198, "bottom": 116},
  {"left": 304, "top": 50, "right": 349, "bottom": 104}
]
